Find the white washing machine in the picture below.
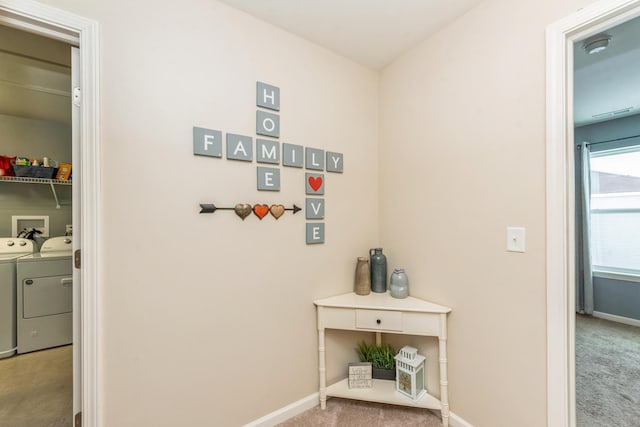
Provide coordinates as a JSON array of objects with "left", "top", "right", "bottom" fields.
[
  {"left": 16, "top": 236, "right": 73, "bottom": 354},
  {"left": 0, "top": 238, "right": 35, "bottom": 359}
]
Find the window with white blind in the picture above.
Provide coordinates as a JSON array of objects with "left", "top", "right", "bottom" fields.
[{"left": 590, "top": 145, "right": 640, "bottom": 277}]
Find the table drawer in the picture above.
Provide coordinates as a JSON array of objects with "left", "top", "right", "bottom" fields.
[
  {"left": 319, "top": 307, "right": 356, "bottom": 329},
  {"left": 355, "top": 309, "right": 402, "bottom": 331}
]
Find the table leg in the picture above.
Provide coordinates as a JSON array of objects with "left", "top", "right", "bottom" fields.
[
  {"left": 439, "top": 315, "right": 449, "bottom": 426},
  {"left": 319, "top": 327, "right": 327, "bottom": 409}
]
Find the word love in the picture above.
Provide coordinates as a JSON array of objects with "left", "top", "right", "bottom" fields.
[{"left": 199, "top": 203, "right": 302, "bottom": 220}]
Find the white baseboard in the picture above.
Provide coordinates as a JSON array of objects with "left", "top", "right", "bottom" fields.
[
  {"left": 593, "top": 311, "right": 640, "bottom": 328},
  {"left": 450, "top": 410, "right": 475, "bottom": 427},
  {"left": 243, "top": 392, "right": 319, "bottom": 427},
  {"left": 244, "top": 392, "right": 474, "bottom": 427}
]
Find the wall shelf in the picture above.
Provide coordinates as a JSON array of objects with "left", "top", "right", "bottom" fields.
[{"left": 0, "top": 176, "right": 71, "bottom": 209}]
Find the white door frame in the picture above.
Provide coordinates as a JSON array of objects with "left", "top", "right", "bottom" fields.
[
  {"left": 546, "top": 1, "right": 640, "bottom": 426},
  {"left": 0, "top": 0, "right": 101, "bottom": 426}
]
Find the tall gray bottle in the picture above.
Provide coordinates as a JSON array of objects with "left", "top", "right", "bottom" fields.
[{"left": 369, "top": 248, "right": 387, "bottom": 293}]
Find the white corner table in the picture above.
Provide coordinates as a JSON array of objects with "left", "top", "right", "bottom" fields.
[{"left": 314, "top": 291, "right": 452, "bottom": 426}]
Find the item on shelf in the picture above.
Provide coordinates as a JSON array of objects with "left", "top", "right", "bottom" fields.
[
  {"left": 356, "top": 341, "right": 396, "bottom": 380},
  {"left": 12, "top": 165, "right": 58, "bottom": 179},
  {"left": 395, "top": 346, "right": 426, "bottom": 400},
  {"left": 55, "top": 163, "right": 72, "bottom": 181},
  {"left": 396, "top": 345, "right": 427, "bottom": 400},
  {"left": 43, "top": 157, "right": 50, "bottom": 167},
  {"left": 369, "top": 248, "right": 387, "bottom": 293},
  {"left": 348, "top": 362, "right": 372, "bottom": 389},
  {"left": 354, "top": 257, "right": 371, "bottom": 295},
  {"left": 0, "top": 155, "right": 16, "bottom": 176},
  {"left": 15, "top": 157, "right": 30, "bottom": 166},
  {"left": 390, "top": 268, "right": 409, "bottom": 299}
]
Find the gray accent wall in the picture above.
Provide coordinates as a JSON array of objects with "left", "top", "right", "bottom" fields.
[
  {"left": 594, "top": 277, "right": 640, "bottom": 321},
  {"left": 0, "top": 114, "right": 72, "bottom": 240},
  {"left": 575, "top": 113, "right": 640, "bottom": 321}
]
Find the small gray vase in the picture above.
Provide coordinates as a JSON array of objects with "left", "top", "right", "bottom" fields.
[{"left": 389, "top": 268, "right": 409, "bottom": 299}]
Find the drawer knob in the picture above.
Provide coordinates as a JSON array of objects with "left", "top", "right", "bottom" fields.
[{"left": 376, "top": 319, "right": 381, "bottom": 325}]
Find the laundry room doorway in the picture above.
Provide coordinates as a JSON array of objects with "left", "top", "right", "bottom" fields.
[{"left": 0, "top": 2, "right": 100, "bottom": 426}]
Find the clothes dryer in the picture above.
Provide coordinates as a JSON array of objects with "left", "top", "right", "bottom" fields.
[
  {"left": 16, "top": 236, "right": 73, "bottom": 354},
  {"left": 0, "top": 238, "right": 35, "bottom": 359}
]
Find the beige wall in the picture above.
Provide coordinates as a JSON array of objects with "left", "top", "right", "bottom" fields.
[
  {"left": 37, "top": 0, "right": 378, "bottom": 425},
  {"left": 379, "top": 0, "right": 593, "bottom": 425},
  {"left": 15, "top": 0, "right": 611, "bottom": 425}
]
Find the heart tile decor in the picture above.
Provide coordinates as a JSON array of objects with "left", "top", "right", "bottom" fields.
[
  {"left": 270, "top": 204, "right": 285, "bottom": 219},
  {"left": 234, "top": 203, "right": 252, "bottom": 220},
  {"left": 253, "top": 204, "right": 269, "bottom": 220},
  {"left": 308, "top": 176, "right": 323, "bottom": 192}
]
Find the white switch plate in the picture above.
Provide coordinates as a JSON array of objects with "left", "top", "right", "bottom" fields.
[{"left": 507, "top": 227, "right": 526, "bottom": 252}]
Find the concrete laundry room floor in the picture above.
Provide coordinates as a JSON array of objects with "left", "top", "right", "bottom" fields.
[{"left": 0, "top": 345, "right": 72, "bottom": 427}]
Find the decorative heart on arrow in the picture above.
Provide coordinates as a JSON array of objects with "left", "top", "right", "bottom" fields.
[
  {"left": 234, "top": 204, "right": 252, "bottom": 220},
  {"left": 253, "top": 204, "right": 269, "bottom": 220},
  {"left": 270, "top": 204, "right": 285, "bottom": 219},
  {"left": 308, "top": 176, "right": 323, "bottom": 192}
]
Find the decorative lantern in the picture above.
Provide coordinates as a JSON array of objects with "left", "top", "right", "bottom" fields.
[{"left": 394, "top": 345, "right": 426, "bottom": 400}]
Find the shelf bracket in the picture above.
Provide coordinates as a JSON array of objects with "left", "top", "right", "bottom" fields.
[{"left": 49, "top": 181, "right": 61, "bottom": 209}]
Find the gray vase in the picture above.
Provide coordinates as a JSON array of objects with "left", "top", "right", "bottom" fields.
[
  {"left": 389, "top": 268, "right": 409, "bottom": 299},
  {"left": 369, "top": 248, "right": 387, "bottom": 293}
]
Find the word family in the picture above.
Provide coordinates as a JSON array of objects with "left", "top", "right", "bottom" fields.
[{"left": 194, "top": 81, "right": 344, "bottom": 244}]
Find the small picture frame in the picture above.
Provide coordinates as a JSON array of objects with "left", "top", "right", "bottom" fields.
[{"left": 348, "top": 362, "right": 372, "bottom": 389}]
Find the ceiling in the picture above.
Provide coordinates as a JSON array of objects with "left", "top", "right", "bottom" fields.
[
  {"left": 220, "top": 1, "right": 640, "bottom": 128},
  {"left": 217, "top": 0, "right": 482, "bottom": 69},
  {"left": 574, "top": 15, "right": 640, "bottom": 126},
  {"left": 3, "top": 1, "right": 638, "bottom": 128}
]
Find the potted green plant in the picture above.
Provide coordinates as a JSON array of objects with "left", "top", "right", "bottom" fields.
[{"left": 356, "top": 341, "right": 396, "bottom": 380}]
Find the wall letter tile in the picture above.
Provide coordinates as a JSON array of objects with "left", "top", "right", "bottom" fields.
[
  {"left": 193, "top": 127, "right": 222, "bottom": 157},
  {"left": 326, "top": 151, "right": 344, "bottom": 173},
  {"left": 256, "top": 110, "right": 280, "bottom": 138},
  {"left": 256, "top": 81, "right": 280, "bottom": 111},
  {"left": 283, "top": 143, "right": 303, "bottom": 168},
  {"left": 305, "top": 147, "right": 325, "bottom": 170},
  {"left": 305, "top": 198, "right": 325, "bottom": 219},
  {"left": 226, "top": 133, "right": 253, "bottom": 161},
  {"left": 257, "top": 166, "right": 281, "bottom": 191},
  {"left": 306, "top": 222, "right": 325, "bottom": 244},
  {"left": 256, "top": 139, "right": 280, "bottom": 164}
]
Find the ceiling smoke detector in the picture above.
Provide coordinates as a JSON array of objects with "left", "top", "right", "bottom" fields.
[{"left": 582, "top": 33, "right": 611, "bottom": 54}]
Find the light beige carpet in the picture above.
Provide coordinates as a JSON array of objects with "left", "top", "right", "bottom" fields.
[
  {"left": 576, "top": 314, "right": 640, "bottom": 427},
  {"left": 277, "top": 398, "right": 443, "bottom": 426},
  {"left": 0, "top": 345, "right": 73, "bottom": 427}
]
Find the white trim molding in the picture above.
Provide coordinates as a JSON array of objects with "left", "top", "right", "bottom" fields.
[
  {"left": 0, "top": 1, "right": 101, "bottom": 426},
  {"left": 243, "top": 394, "right": 475, "bottom": 427},
  {"left": 243, "top": 393, "right": 320, "bottom": 427},
  {"left": 449, "top": 411, "right": 475, "bottom": 427},
  {"left": 593, "top": 311, "right": 640, "bottom": 328},
  {"left": 546, "top": 1, "right": 640, "bottom": 427}
]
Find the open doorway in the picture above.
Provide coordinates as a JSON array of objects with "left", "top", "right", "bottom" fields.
[
  {"left": 0, "top": 24, "right": 74, "bottom": 426},
  {"left": 573, "top": 15, "right": 640, "bottom": 426},
  {"left": 0, "top": 2, "right": 100, "bottom": 426},
  {"left": 546, "top": 0, "right": 640, "bottom": 426}
]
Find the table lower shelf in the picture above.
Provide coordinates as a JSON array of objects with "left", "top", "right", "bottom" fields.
[{"left": 326, "top": 378, "right": 442, "bottom": 410}]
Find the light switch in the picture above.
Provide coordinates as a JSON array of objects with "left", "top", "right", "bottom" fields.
[{"left": 507, "top": 227, "right": 526, "bottom": 252}]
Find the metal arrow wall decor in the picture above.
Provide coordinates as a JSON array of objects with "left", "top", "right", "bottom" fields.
[{"left": 199, "top": 203, "right": 301, "bottom": 220}]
